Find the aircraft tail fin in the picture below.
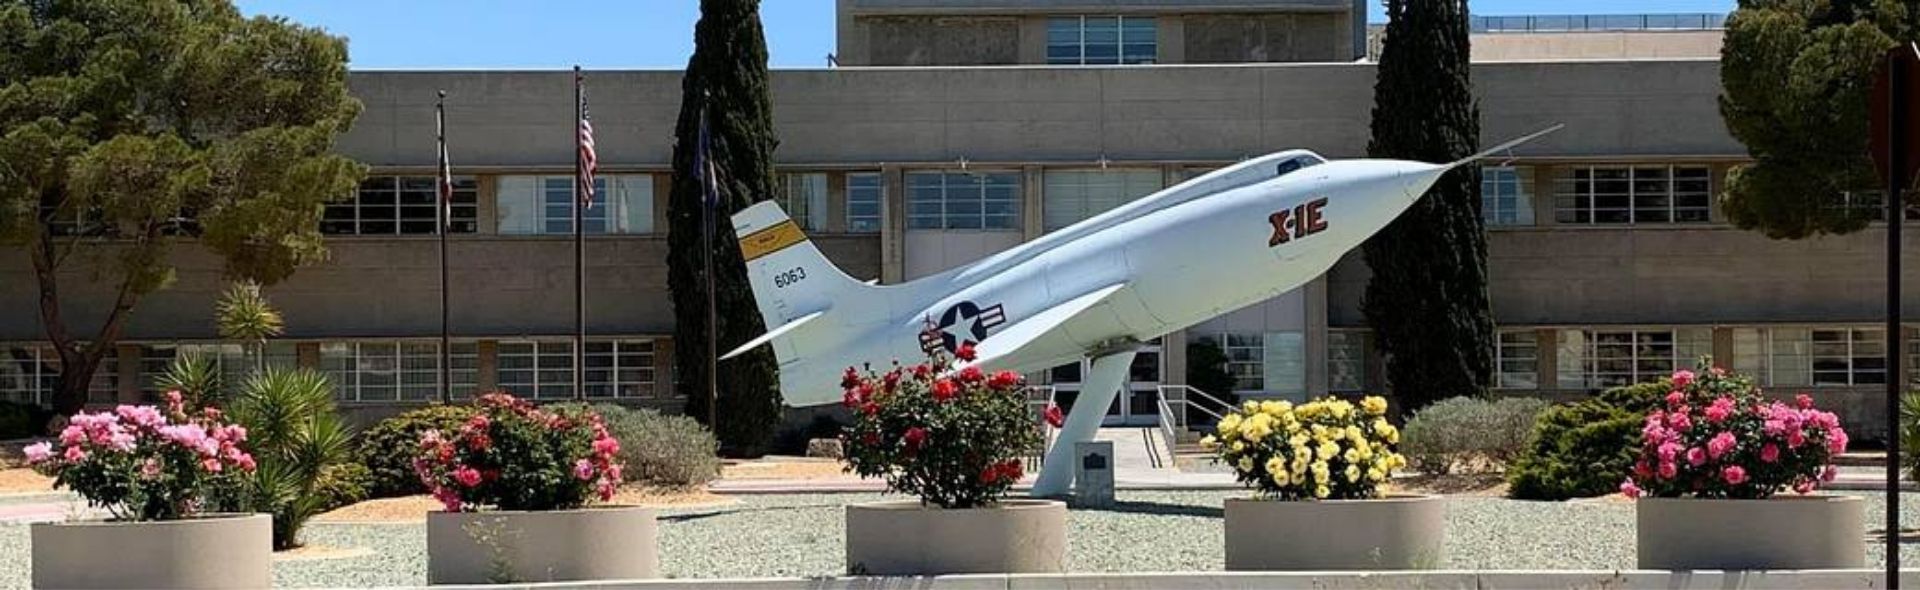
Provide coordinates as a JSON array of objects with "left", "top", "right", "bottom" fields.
[
  {"left": 726, "top": 201, "right": 869, "bottom": 363},
  {"left": 1448, "top": 123, "right": 1565, "bottom": 170}
]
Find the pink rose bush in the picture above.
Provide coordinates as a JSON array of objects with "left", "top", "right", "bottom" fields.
[
  {"left": 841, "top": 340, "right": 1044, "bottom": 508},
  {"left": 23, "top": 392, "right": 255, "bottom": 521},
  {"left": 413, "top": 392, "right": 623, "bottom": 512},
  {"left": 1621, "top": 367, "right": 1846, "bottom": 499}
]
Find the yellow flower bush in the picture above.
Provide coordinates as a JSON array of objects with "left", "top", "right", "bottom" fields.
[{"left": 1200, "top": 395, "right": 1406, "bottom": 500}]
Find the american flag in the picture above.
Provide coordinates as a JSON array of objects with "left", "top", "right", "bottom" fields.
[{"left": 576, "top": 77, "right": 598, "bottom": 208}]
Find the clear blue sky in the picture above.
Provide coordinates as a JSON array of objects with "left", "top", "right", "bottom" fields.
[{"left": 235, "top": 0, "right": 1738, "bottom": 70}]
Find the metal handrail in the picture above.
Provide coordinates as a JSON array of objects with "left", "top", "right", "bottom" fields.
[{"left": 1025, "top": 385, "right": 1059, "bottom": 471}]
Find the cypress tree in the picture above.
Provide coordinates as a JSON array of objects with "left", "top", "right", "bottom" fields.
[
  {"left": 1360, "top": 0, "right": 1492, "bottom": 410},
  {"left": 667, "top": 0, "right": 783, "bottom": 456}
]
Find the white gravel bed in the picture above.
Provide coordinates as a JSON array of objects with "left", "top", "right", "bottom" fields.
[{"left": 0, "top": 490, "right": 1916, "bottom": 588}]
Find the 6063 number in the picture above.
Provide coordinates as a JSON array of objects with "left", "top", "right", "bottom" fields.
[{"left": 774, "top": 267, "right": 808, "bottom": 288}]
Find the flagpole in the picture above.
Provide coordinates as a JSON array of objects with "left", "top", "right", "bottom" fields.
[
  {"left": 573, "top": 66, "right": 587, "bottom": 402},
  {"left": 701, "top": 102, "right": 719, "bottom": 433},
  {"left": 436, "top": 89, "right": 451, "bottom": 404}
]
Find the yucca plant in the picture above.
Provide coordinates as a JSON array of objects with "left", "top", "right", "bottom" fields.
[
  {"left": 230, "top": 368, "right": 353, "bottom": 550},
  {"left": 155, "top": 351, "right": 224, "bottom": 408},
  {"left": 216, "top": 281, "right": 284, "bottom": 372}
]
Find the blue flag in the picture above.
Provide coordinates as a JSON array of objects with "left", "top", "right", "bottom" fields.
[{"left": 696, "top": 111, "right": 718, "bottom": 211}]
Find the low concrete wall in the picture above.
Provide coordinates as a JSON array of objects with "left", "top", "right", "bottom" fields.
[{"left": 428, "top": 569, "right": 1920, "bottom": 590}]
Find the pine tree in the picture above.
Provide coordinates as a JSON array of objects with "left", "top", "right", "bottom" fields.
[
  {"left": 1718, "top": 0, "right": 1912, "bottom": 239},
  {"left": 667, "top": 0, "right": 783, "bottom": 456},
  {"left": 1360, "top": 0, "right": 1492, "bottom": 410}
]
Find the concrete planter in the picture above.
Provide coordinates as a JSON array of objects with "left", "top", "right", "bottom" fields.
[
  {"left": 32, "top": 512, "right": 271, "bottom": 589},
  {"left": 1225, "top": 495, "right": 1447, "bottom": 570},
  {"left": 845, "top": 499, "right": 1067, "bottom": 575},
  {"left": 1636, "top": 495, "right": 1864, "bottom": 570},
  {"left": 427, "top": 505, "right": 658, "bottom": 584}
]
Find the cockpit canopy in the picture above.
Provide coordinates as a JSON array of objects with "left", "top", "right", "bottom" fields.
[{"left": 1274, "top": 152, "right": 1326, "bottom": 177}]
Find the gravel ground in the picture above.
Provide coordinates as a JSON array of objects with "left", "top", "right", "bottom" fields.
[{"left": 0, "top": 490, "right": 1918, "bottom": 589}]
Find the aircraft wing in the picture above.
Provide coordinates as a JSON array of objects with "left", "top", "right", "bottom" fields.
[{"left": 963, "top": 283, "right": 1128, "bottom": 368}]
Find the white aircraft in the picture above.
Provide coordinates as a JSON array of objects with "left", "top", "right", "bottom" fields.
[{"left": 724, "top": 125, "right": 1561, "bottom": 496}]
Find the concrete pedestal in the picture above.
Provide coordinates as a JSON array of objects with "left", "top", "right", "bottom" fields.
[
  {"left": 846, "top": 499, "right": 1067, "bottom": 575},
  {"left": 1636, "top": 495, "right": 1864, "bottom": 570},
  {"left": 1074, "top": 440, "right": 1115, "bottom": 508},
  {"left": 32, "top": 513, "right": 272, "bottom": 590},
  {"left": 1225, "top": 495, "right": 1447, "bottom": 570},
  {"left": 427, "top": 506, "right": 659, "bottom": 584}
]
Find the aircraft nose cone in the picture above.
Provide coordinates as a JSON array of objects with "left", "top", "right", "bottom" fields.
[{"left": 1396, "top": 164, "right": 1450, "bottom": 202}]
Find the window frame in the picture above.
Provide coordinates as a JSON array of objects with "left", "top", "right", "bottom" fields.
[
  {"left": 905, "top": 171, "right": 1021, "bottom": 231},
  {"left": 1554, "top": 165, "right": 1711, "bottom": 225},
  {"left": 1494, "top": 330, "right": 1540, "bottom": 389},
  {"left": 845, "top": 172, "right": 884, "bottom": 233},
  {"left": 1046, "top": 15, "right": 1157, "bottom": 65},
  {"left": 497, "top": 174, "right": 655, "bottom": 236},
  {"left": 1480, "top": 166, "right": 1534, "bottom": 227},
  {"left": 1041, "top": 168, "right": 1164, "bottom": 232},
  {"left": 324, "top": 175, "right": 479, "bottom": 236}
]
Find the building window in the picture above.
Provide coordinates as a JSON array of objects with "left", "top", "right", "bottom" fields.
[
  {"left": 1223, "top": 333, "right": 1264, "bottom": 392},
  {"left": 324, "top": 176, "right": 478, "bottom": 235},
  {"left": 1494, "top": 330, "right": 1539, "bottom": 389},
  {"left": 1555, "top": 165, "right": 1710, "bottom": 224},
  {"left": 775, "top": 172, "right": 829, "bottom": 231},
  {"left": 1042, "top": 169, "right": 1162, "bottom": 231},
  {"left": 1481, "top": 167, "right": 1533, "bottom": 226},
  {"left": 584, "top": 339, "right": 657, "bottom": 398},
  {"left": 845, "top": 172, "right": 884, "bottom": 233},
  {"left": 1047, "top": 16, "right": 1156, "bottom": 65},
  {"left": 496, "top": 340, "right": 576, "bottom": 400},
  {"left": 321, "top": 341, "right": 443, "bottom": 403},
  {"left": 448, "top": 342, "right": 479, "bottom": 399},
  {"left": 0, "top": 345, "right": 117, "bottom": 406},
  {"left": 138, "top": 343, "right": 278, "bottom": 400},
  {"left": 1557, "top": 328, "right": 1711, "bottom": 389},
  {"left": 1327, "top": 330, "right": 1368, "bottom": 392},
  {"left": 1811, "top": 328, "right": 1885, "bottom": 386},
  {"left": 906, "top": 171, "right": 1020, "bottom": 230},
  {"left": 496, "top": 175, "right": 654, "bottom": 235},
  {"left": 1736, "top": 327, "right": 1886, "bottom": 387}
]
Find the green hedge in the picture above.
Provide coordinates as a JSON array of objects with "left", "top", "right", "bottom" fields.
[
  {"left": 0, "top": 400, "right": 50, "bottom": 440},
  {"left": 1400, "top": 396, "right": 1550, "bottom": 475},
  {"left": 355, "top": 405, "right": 478, "bottom": 498},
  {"left": 1505, "top": 381, "right": 1669, "bottom": 500}
]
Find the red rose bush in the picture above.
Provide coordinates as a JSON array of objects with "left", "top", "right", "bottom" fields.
[
  {"left": 1621, "top": 366, "right": 1847, "bottom": 499},
  {"left": 841, "top": 342, "right": 1047, "bottom": 508},
  {"left": 23, "top": 392, "right": 255, "bottom": 521},
  {"left": 414, "top": 392, "right": 623, "bottom": 512}
]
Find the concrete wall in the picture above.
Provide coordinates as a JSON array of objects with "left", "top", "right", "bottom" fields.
[
  {"left": 1182, "top": 12, "right": 1350, "bottom": 63},
  {"left": 1471, "top": 31, "right": 1724, "bottom": 62},
  {"left": 837, "top": 0, "right": 1361, "bottom": 65},
  {"left": 0, "top": 236, "right": 881, "bottom": 341}
]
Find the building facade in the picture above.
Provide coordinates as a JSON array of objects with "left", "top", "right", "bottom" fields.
[{"left": 2, "top": 2, "right": 1913, "bottom": 435}]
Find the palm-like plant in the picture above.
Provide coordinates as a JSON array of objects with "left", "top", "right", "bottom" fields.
[
  {"left": 230, "top": 368, "right": 352, "bottom": 550},
  {"left": 216, "top": 281, "right": 284, "bottom": 371},
  {"left": 155, "top": 351, "right": 224, "bottom": 408}
]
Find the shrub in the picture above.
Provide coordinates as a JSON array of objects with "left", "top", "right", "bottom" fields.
[
  {"left": 1622, "top": 367, "right": 1846, "bottom": 499},
  {"left": 1399, "top": 396, "right": 1549, "bottom": 475},
  {"left": 1901, "top": 391, "right": 1920, "bottom": 482},
  {"left": 0, "top": 399, "right": 51, "bottom": 440},
  {"left": 313, "top": 462, "right": 370, "bottom": 512},
  {"left": 555, "top": 403, "right": 720, "bottom": 488},
  {"left": 23, "top": 395, "right": 256, "bottom": 521},
  {"left": 842, "top": 343, "right": 1042, "bottom": 508},
  {"left": 414, "top": 393, "right": 622, "bottom": 512},
  {"left": 229, "top": 368, "right": 355, "bottom": 549},
  {"left": 1201, "top": 396, "right": 1407, "bottom": 500},
  {"left": 1506, "top": 380, "right": 1669, "bottom": 500},
  {"left": 357, "top": 404, "right": 477, "bottom": 498}
]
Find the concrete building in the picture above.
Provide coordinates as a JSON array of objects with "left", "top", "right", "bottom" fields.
[{"left": 2, "top": 4, "right": 1912, "bottom": 436}]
